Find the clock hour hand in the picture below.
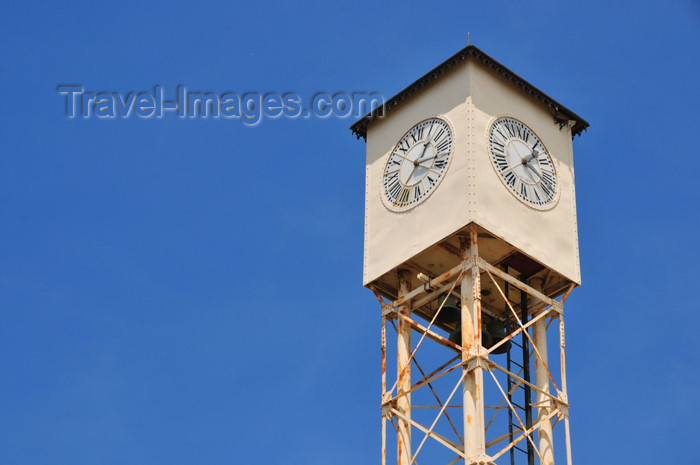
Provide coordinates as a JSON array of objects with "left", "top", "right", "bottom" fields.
[
  {"left": 521, "top": 149, "right": 538, "bottom": 166},
  {"left": 414, "top": 141, "right": 431, "bottom": 165},
  {"left": 519, "top": 148, "right": 543, "bottom": 182}
]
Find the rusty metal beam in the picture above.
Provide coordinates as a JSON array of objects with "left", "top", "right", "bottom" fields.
[
  {"left": 381, "top": 314, "right": 387, "bottom": 465},
  {"left": 410, "top": 370, "right": 467, "bottom": 464},
  {"left": 391, "top": 408, "right": 465, "bottom": 458},
  {"left": 397, "top": 269, "right": 412, "bottom": 465},
  {"left": 461, "top": 227, "right": 486, "bottom": 462},
  {"left": 487, "top": 368, "right": 546, "bottom": 464},
  {"left": 560, "top": 313, "right": 573, "bottom": 465},
  {"left": 383, "top": 357, "right": 466, "bottom": 408},
  {"left": 488, "top": 361, "right": 563, "bottom": 406},
  {"left": 411, "top": 356, "right": 463, "bottom": 444},
  {"left": 486, "top": 306, "right": 553, "bottom": 356},
  {"left": 391, "top": 262, "right": 466, "bottom": 309},
  {"left": 531, "top": 277, "right": 555, "bottom": 465},
  {"left": 485, "top": 268, "right": 561, "bottom": 393},
  {"left": 393, "top": 310, "right": 461, "bottom": 353},
  {"left": 476, "top": 257, "right": 558, "bottom": 310}
]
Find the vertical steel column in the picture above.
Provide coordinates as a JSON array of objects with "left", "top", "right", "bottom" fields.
[
  {"left": 560, "top": 314, "right": 573, "bottom": 465},
  {"left": 530, "top": 277, "right": 554, "bottom": 465},
  {"left": 381, "top": 314, "right": 387, "bottom": 465},
  {"left": 520, "top": 288, "right": 535, "bottom": 465},
  {"left": 461, "top": 228, "right": 485, "bottom": 463},
  {"left": 396, "top": 269, "right": 412, "bottom": 465}
]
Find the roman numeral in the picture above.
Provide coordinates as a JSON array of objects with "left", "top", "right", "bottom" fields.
[
  {"left": 434, "top": 157, "right": 448, "bottom": 170},
  {"left": 426, "top": 172, "right": 439, "bottom": 188},
  {"left": 495, "top": 126, "right": 508, "bottom": 141},
  {"left": 412, "top": 182, "right": 424, "bottom": 202},
  {"left": 386, "top": 155, "right": 401, "bottom": 171},
  {"left": 411, "top": 126, "right": 424, "bottom": 143},
  {"left": 491, "top": 138, "right": 505, "bottom": 152},
  {"left": 397, "top": 139, "right": 410, "bottom": 154},
  {"left": 424, "top": 122, "right": 434, "bottom": 139},
  {"left": 540, "top": 182, "right": 551, "bottom": 197},
  {"left": 538, "top": 156, "right": 553, "bottom": 171},
  {"left": 433, "top": 127, "right": 446, "bottom": 142},
  {"left": 505, "top": 121, "right": 517, "bottom": 138},
  {"left": 532, "top": 185, "right": 542, "bottom": 203},
  {"left": 436, "top": 139, "right": 451, "bottom": 153},
  {"left": 387, "top": 180, "right": 401, "bottom": 200},
  {"left": 395, "top": 186, "right": 411, "bottom": 206},
  {"left": 384, "top": 170, "right": 399, "bottom": 185},
  {"left": 504, "top": 171, "right": 517, "bottom": 188},
  {"left": 519, "top": 182, "right": 529, "bottom": 200},
  {"left": 541, "top": 170, "right": 556, "bottom": 187},
  {"left": 493, "top": 154, "right": 508, "bottom": 171},
  {"left": 384, "top": 172, "right": 400, "bottom": 201}
]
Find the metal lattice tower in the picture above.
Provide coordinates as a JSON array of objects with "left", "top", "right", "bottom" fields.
[{"left": 371, "top": 226, "right": 574, "bottom": 465}]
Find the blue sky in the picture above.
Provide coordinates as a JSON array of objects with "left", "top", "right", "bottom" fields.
[{"left": 1, "top": 1, "right": 698, "bottom": 464}]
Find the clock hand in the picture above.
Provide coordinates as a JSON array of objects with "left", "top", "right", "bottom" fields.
[
  {"left": 525, "top": 160, "right": 554, "bottom": 192},
  {"left": 517, "top": 150, "right": 543, "bottom": 184},
  {"left": 413, "top": 141, "right": 431, "bottom": 166},
  {"left": 520, "top": 149, "right": 538, "bottom": 167},
  {"left": 415, "top": 153, "right": 437, "bottom": 165},
  {"left": 521, "top": 162, "right": 537, "bottom": 183}
]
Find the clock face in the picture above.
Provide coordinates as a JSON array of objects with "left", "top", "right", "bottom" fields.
[
  {"left": 488, "top": 117, "right": 558, "bottom": 208},
  {"left": 382, "top": 117, "right": 454, "bottom": 211}
]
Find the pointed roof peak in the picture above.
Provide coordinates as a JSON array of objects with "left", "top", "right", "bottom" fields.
[{"left": 350, "top": 44, "right": 589, "bottom": 140}]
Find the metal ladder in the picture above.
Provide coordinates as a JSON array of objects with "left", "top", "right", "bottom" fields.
[{"left": 504, "top": 269, "right": 535, "bottom": 465}]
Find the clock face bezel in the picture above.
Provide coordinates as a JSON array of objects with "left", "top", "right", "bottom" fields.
[
  {"left": 381, "top": 116, "right": 455, "bottom": 212},
  {"left": 486, "top": 116, "right": 560, "bottom": 210}
]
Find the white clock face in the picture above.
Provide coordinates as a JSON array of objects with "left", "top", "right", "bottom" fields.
[
  {"left": 382, "top": 117, "right": 454, "bottom": 211},
  {"left": 488, "top": 117, "right": 558, "bottom": 208}
]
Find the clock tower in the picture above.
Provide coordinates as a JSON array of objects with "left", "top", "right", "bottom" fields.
[{"left": 351, "top": 45, "right": 588, "bottom": 465}]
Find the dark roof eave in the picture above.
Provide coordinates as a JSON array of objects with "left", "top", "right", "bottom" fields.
[{"left": 350, "top": 45, "right": 589, "bottom": 141}]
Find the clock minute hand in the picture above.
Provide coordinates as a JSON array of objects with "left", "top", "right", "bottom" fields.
[
  {"left": 415, "top": 153, "right": 436, "bottom": 165},
  {"left": 525, "top": 160, "right": 554, "bottom": 191}
]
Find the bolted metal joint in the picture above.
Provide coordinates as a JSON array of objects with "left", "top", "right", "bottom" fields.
[
  {"left": 467, "top": 451, "right": 496, "bottom": 465},
  {"left": 556, "top": 403, "right": 569, "bottom": 420},
  {"left": 381, "top": 403, "right": 393, "bottom": 419},
  {"left": 465, "top": 353, "right": 491, "bottom": 372},
  {"left": 554, "top": 390, "right": 569, "bottom": 419},
  {"left": 460, "top": 255, "right": 477, "bottom": 272},
  {"left": 551, "top": 300, "right": 564, "bottom": 315},
  {"left": 381, "top": 304, "right": 395, "bottom": 317},
  {"left": 416, "top": 272, "right": 435, "bottom": 293}
]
